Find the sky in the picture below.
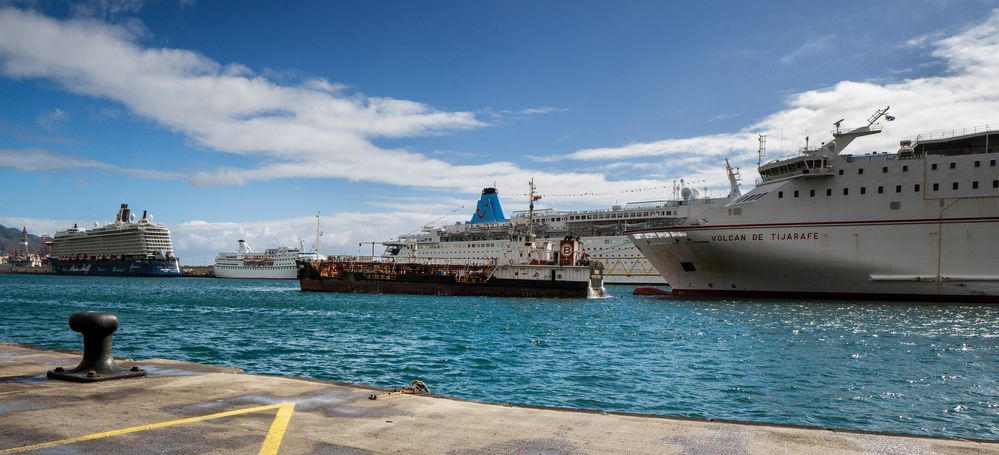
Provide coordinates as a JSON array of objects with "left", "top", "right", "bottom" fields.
[{"left": 1, "top": 0, "right": 998, "bottom": 263}]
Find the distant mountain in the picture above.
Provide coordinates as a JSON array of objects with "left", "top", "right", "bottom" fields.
[{"left": 0, "top": 224, "right": 43, "bottom": 255}]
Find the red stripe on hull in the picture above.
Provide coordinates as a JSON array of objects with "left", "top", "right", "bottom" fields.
[
  {"left": 626, "top": 215, "right": 999, "bottom": 233},
  {"left": 299, "top": 278, "right": 591, "bottom": 298},
  {"left": 668, "top": 288, "right": 999, "bottom": 303}
]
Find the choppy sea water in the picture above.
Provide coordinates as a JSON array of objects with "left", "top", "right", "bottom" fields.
[{"left": 1, "top": 274, "right": 996, "bottom": 440}]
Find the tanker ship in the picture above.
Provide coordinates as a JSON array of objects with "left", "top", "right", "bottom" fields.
[
  {"left": 49, "top": 204, "right": 181, "bottom": 277},
  {"left": 299, "top": 236, "right": 605, "bottom": 298},
  {"left": 300, "top": 182, "right": 607, "bottom": 298},
  {"left": 629, "top": 108, "right": 999, "bottom": 302}
]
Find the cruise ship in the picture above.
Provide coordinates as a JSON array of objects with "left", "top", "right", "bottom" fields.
[
  {"left": 49, "top": 204, "right": 181, "bottom": 276},
  {"left": 381, "top": 180, "right": 734, "bottom": 284},
  {"left": 214, "top": 240, "right": 320, "bottom": 279},
  {"left": 629, "top": 108, "right": 999, "bottom": 302}
]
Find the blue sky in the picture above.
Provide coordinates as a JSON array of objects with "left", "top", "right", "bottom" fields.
[{"left": 1, "top": 0, "right": 998, "bottom": 262}]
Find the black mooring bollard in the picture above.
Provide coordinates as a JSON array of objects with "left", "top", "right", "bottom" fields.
[{"left": 46, "top": 311, "right": 146, "bottom": 382}]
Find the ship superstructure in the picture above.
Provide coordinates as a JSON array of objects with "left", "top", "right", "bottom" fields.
[
  {"left": 381, "top": 183, "right": 732, "bottom": 284},
  {"left": 49, "top": 204, "right": 181, "bottom": 276},
  {"left": 6, "top": 227, "right": 52, "bottom": 274},
  {"left": 629, "top": 108, "right": 999, "bottom": 301},
  {"left": 214, "top": 240, "right": 320, "bottom": 279}
]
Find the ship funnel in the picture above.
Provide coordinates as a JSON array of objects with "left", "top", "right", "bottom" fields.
[
  {"left": 116, "top": 204, "right": 131, "bottom": 224},
  {"left": 468, "top": 187, "right": 509, "bottom": 224}
]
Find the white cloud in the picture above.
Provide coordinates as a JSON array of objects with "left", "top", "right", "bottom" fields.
[
  {"left": 69, "top": 0, "right": 145, "bottom": 19},
  {"left": 904, "top": 31, "right": 944, "bottom": 49},
  {"left": 0, "top": 8, "right": 698, "bottom": 205},
  {"left": 172, "top": 212, "right": 445, "bottom": 261},
  {"left": 552, "top": 10, "right": 999, "bottom": 191},
  {"left": 518, "top": 106, "right": 567, "bottom": 115},
  {"left": 780, "top": 35, "right": 834, "bottom": 66},
  {"left": 4, "top": 8, "right": 999, "bottom": 210},
  {"left": 0, "top": 147, "right": 182, "bottom": 179},
  {"left": 564, "top": 133, "right": 756, "bottom": 162},
  {"left": 480, "top": 106, "right": 568, "bottom": 119},
  {"left": 37, "top": 108, "right": 68, "bottom": 130},
  {"left": 0, "top": 8, "right": 487, "bottom": 183}
]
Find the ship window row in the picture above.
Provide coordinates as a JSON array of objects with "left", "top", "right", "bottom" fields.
[
  {"left": 52, "top": 237, "right": 173, "bottom": 255},
  {"left": 567, "top": 211, "right": 671, "bottom": 221},
  {"left": 778, "top": 180, "right": 999, "bottom": 199},
  {"left": 930, "top": 180, "right": 999, "bottom": 191},
  {"left": 857, "top": 159, "right": 999, "bottom": 174},
  {"left": 850, "top": 164, "right": 911, "bottom": 175},
  {"left": 931, "top": 160, "right": 997, "bottom": 170},
  {"left": 424, "top": 243, "right": 498, "bottom": 249}
]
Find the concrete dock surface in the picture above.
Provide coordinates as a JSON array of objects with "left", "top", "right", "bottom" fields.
[{"left": 1, "top": 342, "right": 996, "bottom": 454}]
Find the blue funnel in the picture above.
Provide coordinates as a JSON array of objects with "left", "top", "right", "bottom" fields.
[{"left": 468, "top": 188, "right": 508, "bottom": 224}]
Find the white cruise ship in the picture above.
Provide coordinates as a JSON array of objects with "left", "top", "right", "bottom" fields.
[
  {"left": 629, "top": 107, "right": 999, "bottom": 302},
  {"left": 381, "top": 180, "right": 734, "bottom": 284},
  {"left": 49, "top": 204, "right": 181, "bottom": 276},
  {"left": 214, "top": 240, "right": 320, "bottom": 279}
]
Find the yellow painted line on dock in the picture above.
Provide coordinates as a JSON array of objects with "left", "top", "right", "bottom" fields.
[
  {"left": 0, "top": 402, "right": 296, "bottom": 455},
  {"left": 259, "top": 402, "right": 296, "bottom": 455}
]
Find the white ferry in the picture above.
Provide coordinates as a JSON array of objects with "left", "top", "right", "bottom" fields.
[
  {"left": 214, "top": 240, "right": 320, "bottom": 279},
  {"left": 381, "top": 179, "right": 734, "bottom": 284},
  {"left": 629, "top": 108, "right": 999, "bottom": 302}
]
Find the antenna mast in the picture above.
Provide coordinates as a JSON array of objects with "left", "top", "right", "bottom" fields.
[
  {"left": 757, "top": 134, "right": 767, "bottom": 166},
  {"left": 725, "top": 159, "right": 742, "bottom": 198},
  {"left": 867, "top": 106, "right": 890, "bottom": 126},
  {"left": 314, "top": 212, "right": 322, "bottom": 257},
  {"left": 527, "top": 179, "right": 536, "bottom": 238}
]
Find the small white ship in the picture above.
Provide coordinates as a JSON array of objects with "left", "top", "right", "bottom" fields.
[
  {"left": 214, "top": 240, "right": 320, "bottom": 279},
  {"left": 629, "top": 107, "right": 999, "bottom": 302}
]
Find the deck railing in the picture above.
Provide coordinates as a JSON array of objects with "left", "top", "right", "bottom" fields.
[{"left": 916, "top": 124, "right": 993, "bottom": 142}]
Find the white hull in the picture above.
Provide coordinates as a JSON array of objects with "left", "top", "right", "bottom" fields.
[
  {"left": 214, "top": 241, "right": 317, "bottom": 280},
  {"left": 630, "top": 120, "right": 999, "bottom": 302},
  {"left": 602, "top": 274, "right": 664, "bottom": 285},
  {"left": 633, "top": 217, "right": 999, "bottom": 300},
  {"left": 214, "top": 265, "right": 297, "bottom": 279},
  {"left": 579, "top": 236, "right": 665, "bottom": 284}
]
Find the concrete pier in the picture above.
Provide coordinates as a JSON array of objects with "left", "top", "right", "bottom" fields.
[{"left": 1, "top": 342, "right": 996, "bottom": 454}]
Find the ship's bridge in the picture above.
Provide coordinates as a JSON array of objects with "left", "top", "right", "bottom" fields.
[{"left": 758, "top": 155, "right": 833, "bottom": 182}]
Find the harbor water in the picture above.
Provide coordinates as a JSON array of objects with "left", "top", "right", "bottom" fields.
[{"left": 1, "top": 274, "right": 996, "bottom": 440}]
